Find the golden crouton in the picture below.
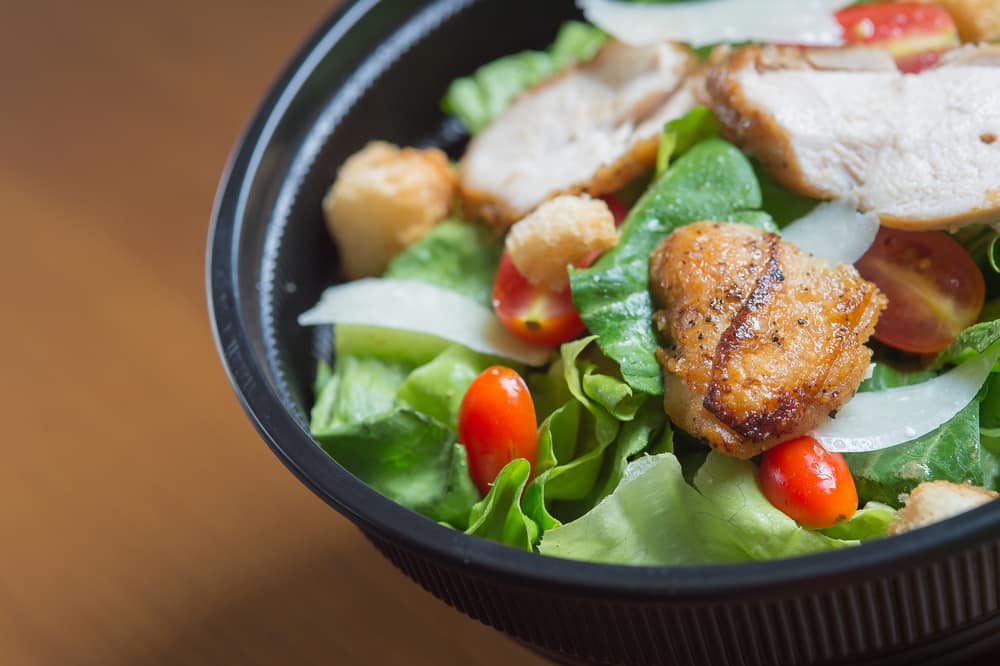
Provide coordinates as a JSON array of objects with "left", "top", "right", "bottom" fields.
[
  {"left": 916, "top": 0, "right": 1000, "bottom": 42},
  {"left": 323, "top": 141, "right": 456, "bottom": 278},
  {"left": 886, "top": 480, "right": 997, "bottom": 536},
  {"left": 505, "top": 195, "right": 618, "bottom": 291}
]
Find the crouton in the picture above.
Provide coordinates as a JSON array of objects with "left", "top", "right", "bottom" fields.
[
  {"left": 886, "top": 480, "right": 997, "bottom": 536},
  {"left": 505, "top": 195, "right": 618, "bottom": 292},
  {"left": 322, "top": 141, "right": 456, "bottom": 278},
  {"left": 915, "top": 0, "right": 1000, "bottom": 42}
]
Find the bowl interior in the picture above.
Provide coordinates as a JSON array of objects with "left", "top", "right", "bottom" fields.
[
  {"left": 211, "top": 0, "right": 1000, "bottom": 602},
  {"left": 257, "top": 0, "right": 580, "bottom": 425}
]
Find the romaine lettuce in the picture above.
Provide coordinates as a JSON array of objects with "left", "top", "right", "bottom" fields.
[
  {"left": 310, "top": 348, "right": 486, "bottom": 529},
  {"left": 311, "top": 355, "right": 413, "bottom": 431},
  {"left": 465, "top": 458, "right": 538, "bottom": 549},
  {"left": 441, "top": 21, "right": 607, "bottom": 134},
  {"left": 819, "top": 502, "right": 896, "bottom": 541},
  {"left": 397, "top": 345, "right": 508, "bottom": 429}
]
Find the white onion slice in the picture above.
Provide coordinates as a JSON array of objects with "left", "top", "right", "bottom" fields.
[
  {"left": 579, "top": 0, "right": 851, "bottom": 48},
  {"left": 813, "top": 347, "right": 1000, "bottom": 453},
  {"left": 781, "top": 200, "right": 880, "bottom": 266},
  {"left": 298, "top": 278, "right": 551, "bottom": 366}
]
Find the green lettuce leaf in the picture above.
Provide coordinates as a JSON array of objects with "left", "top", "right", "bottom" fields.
[
  {"left": 523, "top": 400, "right": 582, "bottom": 532},
  {"left": 540, "top": 453, "right": 734, "bottom": 565},
  {"left": 935, "top": 319, "right": 1000, "bottom": 368},
  {"left": 559, "top": 399, "right": 669, "bottom": 519},
  {"left": 979, "top": 372, "right": 1000, "bottom": 490},
  {"left": 311, "top": 350, "right": 482, "bottom": 528},
  {"left": 396, "top": 345, "right": 507, "bottom": 429},
  {"left": 522, "top": 341, "right": 669, "bottom": 530},
  {"left": 656, "top": 105, "right": 720, "bottom": 175},
  {"left": 313, "top": 408, "right": 460, "bottom": 516},
  {"left": 569, "top": 137, "right": 763, "bottom": 394},
  {"left": 384, "top": 219, "right": 502, "bottom": 307},
  {"left": 465, "top": 458, "right": 538, "bottom": 550},
  {"left": 819, "top": 502, "right": 896, "bottom": 541},
  {"left": 539, "top": 453, "right": 852, "bottom": 565},
  {"left": 753, "top": 163, "right": 819, "bottom": 227},
  {"left": 430, "top": 444, "right": 482, "bottom": 529},
  {"left": 441, "top": 21, "right": 607, "bottom": 133},
  {"left": 560, "top": 337, "right": 621, "bottom": 442},
  {"left": 311, "top": 355, "right": 413, "bottom": 433}
]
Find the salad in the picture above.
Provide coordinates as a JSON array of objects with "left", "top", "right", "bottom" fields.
[{"left": 299, "top": 0, "right": 1000, "bottom": 565}]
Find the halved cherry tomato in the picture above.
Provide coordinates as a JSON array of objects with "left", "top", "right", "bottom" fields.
[
  {"left": 458, "top": 366, "right": 538, "bottom": 495},
  {"left": 492, "top": 252, "right": 588, "bottom": 346},
  {"left": 855, "top": 227, "right": 985, "bottom": 354},
  {"left": 601, "top": 194, "right": 628, "bottom": 225},
  {"left": 837, "top": 2, "right": 959, "bottom": 73},
  {"left": 492, "top": 194, "right": 628, "bottom": 346},
  {"left": 759, "top": 436, "right": 858, "bottom": 528}
]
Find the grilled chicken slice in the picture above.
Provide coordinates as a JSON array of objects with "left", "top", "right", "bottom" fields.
[
  {"left": 650, "top": 222, "right": 887, "bottom": 458},
  {"left": 707, "top": 44, "right": 1000, "bottom": 230},
  {"left": 460, "top": 40, "right": 698, "bottom": 228}
]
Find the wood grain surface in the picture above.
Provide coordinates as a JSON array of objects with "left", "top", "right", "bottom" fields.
[
  {"left": 0, "top": 1, "right": 545, "bottom": 664},
  {"left": 2, "top": 2, "right": 998, "bottom": 665}
]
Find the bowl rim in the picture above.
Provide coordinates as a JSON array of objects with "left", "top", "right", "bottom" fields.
[{"left": 207, "top": 0, "right": 1000, "bottom": 601}]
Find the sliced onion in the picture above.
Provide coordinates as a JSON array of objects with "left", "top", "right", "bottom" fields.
[
  {"left": 813, "top": 347, "right": 1000, "bottom": 453},
  {"left": 579, "top": 0, "right": 851, "bottom": 48},
  {"left": 781, "top": 199, "right": 880, "bottom": 267},
  {"left": 298, "top": 278, "right": 551, "bottom": 366}
]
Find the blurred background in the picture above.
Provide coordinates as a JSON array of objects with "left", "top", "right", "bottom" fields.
[{"left": 0, "top": 1, "right": 544, "bottom": 663}]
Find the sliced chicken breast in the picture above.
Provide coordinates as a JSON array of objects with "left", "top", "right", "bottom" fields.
[
  {"left": 650, "top": 222, "right": 886, "bottom": 458},
  {"left": 707, "top": 44, "right": 1000, "bottom": 230},
  {"left": 460, "top": 40, "right": 698, "bottom": 228}
]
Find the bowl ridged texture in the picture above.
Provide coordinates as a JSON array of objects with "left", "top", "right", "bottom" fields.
[
  {"left": 207, "top": 1, "right": 1000, "bottom": 663},
  {"left": 369, "top": 531, "right": 1000, "bottom": 665}
]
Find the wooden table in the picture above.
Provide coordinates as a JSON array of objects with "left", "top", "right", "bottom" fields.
[{"left": 0, "top": 1, "right": 544, "bottom": 663}]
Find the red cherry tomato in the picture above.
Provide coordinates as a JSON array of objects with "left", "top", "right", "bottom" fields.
[
  {"left": 759, "top": 436, "right": 858, "bottom": 528},
  {"left": 601, "top": 194, "right": 628, "bottom": 226},
  {"left": 458, "top": 366, "right": 538, "bottom": 495},
  {"left": 855, "top": 227, "right": 985, "bottom": 354},
  {"left": 836, "top": 2, "right": 959, "bottom": 73},
  {"left": 492, "top": 252, "right": 588, "bottom": 347},
  {"left": 492, "top": 194, "right": 628, "bottom": 347}
]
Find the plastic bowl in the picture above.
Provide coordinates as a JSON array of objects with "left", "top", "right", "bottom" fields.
[{"left": 207, "top": 1, "right": 1000, "bottom": 663}]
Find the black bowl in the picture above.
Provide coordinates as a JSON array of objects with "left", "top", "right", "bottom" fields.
[{"left": 208, "top": 1, "right": 1000, "bottom": 663}]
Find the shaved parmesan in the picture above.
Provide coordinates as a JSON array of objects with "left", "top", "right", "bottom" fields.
[
  {"left": 813, "top": 346, "right": 1000, "bottom": 453},
  {"left": 298, "top": 278, "right": 551, "bottom": 366},
  {"left": 782, "top": 200, "right": 880, "bottom": 266},
  {"left": 579, "top": 0, "right": 851, "bottom": 48}
]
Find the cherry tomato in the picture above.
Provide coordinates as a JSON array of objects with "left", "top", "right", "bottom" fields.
[
  {"left": 601, "top": 194, "right": 628, "bottom": 226},
  {"left": 759, "top": 436, "right": 858, "bottom": 528},
  {"left": 837, "top": 2, "right": 958, "bottom": 73},
  {"left": 855, "top": 227, "right": 985, "bottom": 354},
  {"left": 458, "top": 366, "right": 538, "bottom": 495},
  {"left": 492, "top": 194, "right": 628, "bottom": 346},
  {"left": 492, "top": 252, "right": 588, "bottom": 347}
]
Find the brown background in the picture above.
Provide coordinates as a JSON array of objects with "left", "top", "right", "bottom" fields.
[
  {"left": 0, "top": 1, "right": 544, "bottom": 663},
  {"left": 1, "top": 1, "right": 997, "bottom": 665}
]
